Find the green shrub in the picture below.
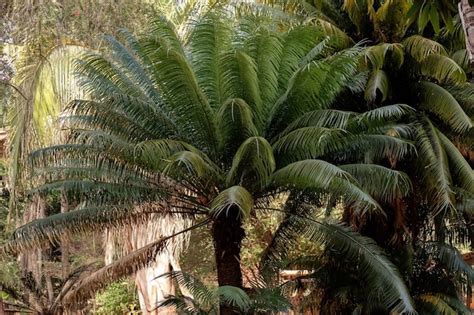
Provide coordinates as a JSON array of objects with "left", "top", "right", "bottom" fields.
[{"left": 93, "top": 281, "right": 139, "bottom": 315}]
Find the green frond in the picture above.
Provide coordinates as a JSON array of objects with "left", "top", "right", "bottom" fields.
[
  {"left": 437, "top": 132, "right": 474, "bottom": 193},
  {"left": 356, "top": 104, "right": 414, "bottom": 125},
  {"left": 417, "top": 81, "right": 473, "bottom": 133},
  {"left": 149, "top": 15, "right": 185, "bottom": 53},
  {"left": 246, "top": 28, "right": 284, "bottom": 113},
  {"left": 415, "top": 118, "right": 455, "bottom": 212},
  {"left": 250, "top": 286, "right": 292, "bottom": 313},
  {"left": 158, "top": 271, "right": 215, "bottom": 308},
  {"left": 417, "top": 294, "right": 469, "bottom": 315},
  {"left": 306, "top": 222, "right": 416, "bottom": 313},
  {"left": 450, "top": 49, "right": 471, "bottom": 72},
  {"left": 234, "top": 50, "right": 265, "bottom": 130},
  {"left": 364, "top": 69, "right": 389, "bottom": 104},
  {"left": 271, "top": 159, "right": 381, "bottom": 213},
  {"left": 217, "top": 98, "right": 258, "bottom": 158},
  {"left": 3, "top": 205, "right": 167, "bottom": 254},
  {"left": 339, "top": 164, "right": 412, "bottom": 202},
  {"left": 281, "top": 109, "right": 355, "bottom": 133},
  {"left": 134, "top": 139, "right": 202, "bottom": 171},
  {"left": 273, "top": 127, "right": 348, "bottom": 165},
  {"left": 217, "top": 286, "right": 251, "bottom": 313},
  {"left": 210, "top": 186, "right": 254, "bottom": 218},
  {"left": 140, "top": 36, "right": 218, "bottom": 153},
  {"left": 272, "top": 159, "right": 351, "bottom": 190},
  {"left": 315, "top": 19, "right": 354, "bottom": 48},
  {"left": 364, "top": 43, "right": 404, "bottom": 70},
  {"left": 336, "top": 134, "right": 415, "bottom": 163},
  {"left": 420, "top": 54, "right": 467, "bottom": 84},
  {"left": 226, "top": 137, "right": 275, "bottom": 190},
  {"left": 425, "top": 242, "right": 474, "bottom": 281},
  {"left": 270, "top": 45, "right": 364, "bottom": 131},
  {"left": 164, "top": 150, "right": 221, "bottom": 183},
  {"left": 402, "top": 35, "right": 447, "bottom": 62},
  {"left": 263, "top": 211, "right": 415, "bottom": 314},
  {"left": 189, "top": 11, "right": 231, "bottom": 109}
]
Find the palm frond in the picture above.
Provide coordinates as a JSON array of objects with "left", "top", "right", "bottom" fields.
[
  {"left": 417, "top": 81, "right": 472, "bottom": 133},
  {"left": 217, "top": 98, "right": 258, "bottom": 158},
  {"left": 281, "top": 109, "right": 355, "bottom": 133},
  {"left": 437, "top": 132, "right": 474, "bottom": 193},
  {"left": 403, "top": 35, "right": 447, "bottom": 62},
  {"left": 271, "top": 159, "right": 381, "bottom": 213},
  {"left": 339, "top": 164, "right": 412, "bottom": 202},
  {"left": 3, "top": 203, "right": 174, "bottom": 254},
  {"left": 189, "top": 11, "right": 231, "bottom": 109},
  {"left": 417, "top": 294, "right": 469, "bottom": 315},
  {"left": 210, "top": 186, "right": 254, "bottom": 218},
  {"left": 364, "top": 43, "right": 404, "bottom": 70},
  {"left": 217, "top": 286, "right": 251, "bottom": 313},
  {"left": 226, "top": 137, "right": 275, "bottom": 190},
  {"left": 263, "top": 211, "right": 416, "bottom": 314},
  {"left": 425, "top": 242, "right": 474, "bottom": 281},
  {"left": 62, "top": 221, "right": 206, "bottom": 308},
  {"left": 364, "top": 69, "right": 389, "bottom": 104},
  {"left": 415, "top": 118, "right": 455, "bottom": 212},
  {"left": 273, "top": 127, "right": 349, "bottom": 165},
  {"left": 158, "top": 271, "right": 215, "bottom": 308},
  {"left": 420, "top": 54, "right": 467, "bottom": 84}
]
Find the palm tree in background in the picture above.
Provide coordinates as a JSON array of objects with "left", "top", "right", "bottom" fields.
[
  {"left": 253, "top": 0, "right": 474, "bottom": 312},
  {"left": 2, "top": 8, "right": 424, "bottom": 314}
]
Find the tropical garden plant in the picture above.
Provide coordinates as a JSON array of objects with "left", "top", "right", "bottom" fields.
[
  {"left": 1, "top": 1, "right": 473, "bottom": 314},
  {"left": 0, "top": 6, "right": 433, "bottom": 314},
  {"left": 252, "top": 0, "right": 474, "bottom": 313}
]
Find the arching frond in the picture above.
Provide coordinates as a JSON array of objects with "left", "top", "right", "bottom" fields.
[
  {"left": 365, "top": 69, "right": 389, "bottom": 104},
  {"left": 417, "top": 82, "right": 472, "bottom": 133},
  {"left": 356, "top": 104, "right": 414, "bottom": 125},
  {"left": 210, "top": 186, "right": 254, "bottom": 218},
  {"left": 415, "top": 118, "right": 455, "bottom": 212},
  {"left": 282, "top": 109, "right": 355, "bottom": 133},
  {"left": 271, "top": 159, "right": 381, "bottom": 213},
  {"left": 189, "top": 11, "right": 231, "bottom": 109},
  {"left": 62, "top": 221, "right": 205, "bottom": 308},
  {"left": 226, "top": 137, "right": 275, "bottom": 190},
  {"left": 2, "top": 203, "right": 181, "bottom": 255},
  {"left": 364, "top": 43, "right": 404, "bottom": 70},
  {"left": 417, "top": 294, "right": 469, "bottom": 315},
  {"left": 158, "top": 271, "right": 215, "bottom": 308},
  {"left": 273, "top": 127, "right": 348, "bottom": 165},
  {"left": 217, "top": 98, "right": 258, "bottom": 157},
  {"left": 425, "top": 242, "right": 474, "bottom": 281},
  {"left": 437, "top": 132, "right": 474, "bottom": 193},
  {"left": 403, "top": 35, "right": 447, "bottom": 62},
  {"left": 164, "top": 150, "right": 221, "bottom": 182},
  {"left": 420, "top": 54, "right": 467, "bottom": 84},
  {"left": 262, "top": 211, "right": 416, "bottom": 314},
  {"left": 217, "top": 286, "right": 251, "bottom": 312},
  {"left": 339, "top": 164, "right": 412, "bottom": 202}
]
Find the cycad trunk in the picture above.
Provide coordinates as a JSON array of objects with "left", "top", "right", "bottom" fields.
[{"left": 212, "top": 206, "right": 245, "bottom": 315}]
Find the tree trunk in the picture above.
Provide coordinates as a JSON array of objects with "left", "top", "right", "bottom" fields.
[
  {"left": 135, "top": 251, "right": 175, "bottom": 314},
  {"left": 212, "top": 206, "right": 245, "bottom": 315},
  {"left": 60, "top": 190, "right": 70, "bottom": 278}
]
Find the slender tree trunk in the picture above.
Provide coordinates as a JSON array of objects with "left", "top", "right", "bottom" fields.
[
  {"left": 60, "top": 190, "right": 70, "bottom": 278},
  {"left": 212, "top": 206, "right": 245, "bottom": 315}
]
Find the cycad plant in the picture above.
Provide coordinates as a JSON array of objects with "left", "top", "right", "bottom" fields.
[
  {"left": 2, "top": 9, "right": 424, "bottom": 314},
  {"left": 255, "top": 0, "right": 474, "bottom": 312}
]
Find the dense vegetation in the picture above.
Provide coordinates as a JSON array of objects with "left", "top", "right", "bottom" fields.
[{"left": 0, "top": 0, "right": 473, "bottom": 314}]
